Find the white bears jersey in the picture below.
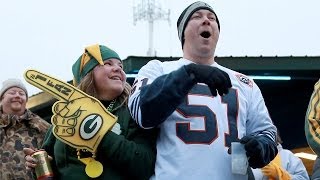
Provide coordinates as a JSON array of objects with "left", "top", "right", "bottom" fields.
[{"left": 128, "top": 58, "right": 276, "bottom": 180}]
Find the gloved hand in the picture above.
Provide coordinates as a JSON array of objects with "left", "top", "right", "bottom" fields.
[
  {"left": 261, "top": 161, "right": 291, "bottom": 180},
  {"left": 240, "top": 135, "right": 278, "bottom": 168},
  {"left": 184, "top": 63, "right": 232, "bottom": 96}
]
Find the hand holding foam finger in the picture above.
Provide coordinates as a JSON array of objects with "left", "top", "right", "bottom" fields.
[{"left": 24, "top": 69, "right": 117, "bottom": 153}]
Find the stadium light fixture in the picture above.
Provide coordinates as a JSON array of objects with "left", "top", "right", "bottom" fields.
[{"left": 248, "top": 75, "right": 291, "bottom": 81}]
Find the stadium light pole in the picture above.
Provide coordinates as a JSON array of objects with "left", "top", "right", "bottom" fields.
[{"left": 133, "top": 0, "right": 170, "bottom": 56}]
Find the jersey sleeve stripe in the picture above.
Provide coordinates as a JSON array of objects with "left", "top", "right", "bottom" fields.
[
  {"left": 257, "top": 130, "right": 277, "bottom": 142},
  {"left": 130, "top": 96, "right": 139, "bottom": 123},
  {"left": 130, "top": 95, "right": 152, "bottom": 129}
]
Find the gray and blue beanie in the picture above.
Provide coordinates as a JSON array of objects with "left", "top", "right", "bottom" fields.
[{"left": 177, "top": 1, "right": 220, "bottom": 48}]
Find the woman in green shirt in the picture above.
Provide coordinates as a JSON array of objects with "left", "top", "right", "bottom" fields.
[{"left": 24, "top": 44, "right": 158, "bottom": 180}]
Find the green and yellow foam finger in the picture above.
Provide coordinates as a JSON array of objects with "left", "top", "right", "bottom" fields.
[
  {"left": 25, "top": 69, "right": 87, "bottom": 102},
  {"left": 24, "top": 69, "right": 117, "bottom": 153}
]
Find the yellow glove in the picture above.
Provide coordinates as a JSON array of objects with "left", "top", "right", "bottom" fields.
[
  {"left": 24, "top": 69, "right": 117, "bottom": 153},
  {"left": 261, "top": 161, "right": 291, "bottom": 180}
]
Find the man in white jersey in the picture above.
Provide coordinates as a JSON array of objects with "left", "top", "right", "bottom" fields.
[{"left": 129, "top": 1, "right": 278, "bottom": 179}]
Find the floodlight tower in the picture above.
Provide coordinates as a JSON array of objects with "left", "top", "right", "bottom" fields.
[{"left": 133, "top": 0, "right": 170, "bottom": 56}]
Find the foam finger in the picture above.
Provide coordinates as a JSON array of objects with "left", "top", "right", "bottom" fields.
[
  {"left": 24, "top": 69, "right": 86, "bottom": 101},
  {"left": 52, "top": 101, "right": 70, "bottom": 116},
  {"left": 52, "top": 114, "right": 77, "bottom": 127},
  {"left": 53, "top": 125, "right": 75, "bottom": 137}
]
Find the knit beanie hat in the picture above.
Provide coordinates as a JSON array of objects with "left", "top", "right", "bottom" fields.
[
  {"left": 0, "top": 79, "right": 28, "bottom": 99},
  {"left": 177, "top": 1, "right": 220, "bottom": 48},
  {"left": 72, "top": 44, "right": 121, "bottom": 86}
]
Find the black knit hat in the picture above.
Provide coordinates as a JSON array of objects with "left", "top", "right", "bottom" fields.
[{"left": 177, "top": 1, "right": 220, "bottom": 48}]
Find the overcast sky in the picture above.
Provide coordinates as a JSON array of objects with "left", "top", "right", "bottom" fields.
[{"left": 1, "top": 0, "right": 319, "bottom": 96}]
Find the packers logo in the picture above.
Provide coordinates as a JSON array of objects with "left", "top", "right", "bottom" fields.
[
  {"left": 80, "top": 114, "right": 103, "bottom": 140},
  {"left": 236, "top": 74, "right": 253, "bottom": 87}
]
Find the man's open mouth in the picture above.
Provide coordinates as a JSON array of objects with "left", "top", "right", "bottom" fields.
[{"left": 200, "top": 31, "right": 211, "bottom": 38}]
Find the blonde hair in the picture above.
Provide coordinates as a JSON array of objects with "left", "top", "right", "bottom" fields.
[{"left": 76, "top": 71, "right": 131, "bottom": 110}]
